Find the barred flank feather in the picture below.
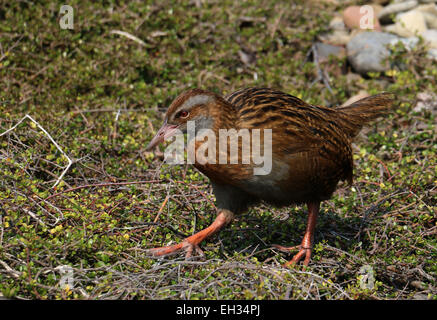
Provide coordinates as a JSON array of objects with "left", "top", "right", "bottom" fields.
[{"left": 335, "top": 92, "right": 396, "bottom": 138}]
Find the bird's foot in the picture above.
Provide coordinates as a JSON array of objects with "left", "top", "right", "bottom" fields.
[
  {"left": 272, "top": 244, "right": 312, "bottom": 267},
  {"left": 286, "top": 246, "right": 312, "bottom": 267},
  {"left": 273, "top": 202, "right": 319, "bottom": 267},
  {"left": 147, "top": 209, "right": 233, "bottom": 260},
  {"left": 147, "top": 239, "right": 205, "bottom": 259}
]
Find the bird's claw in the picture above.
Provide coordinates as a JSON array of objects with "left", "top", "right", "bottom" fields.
[
  {"left": 272, "top": 244, "right": 312, "bottom": 267},
  {"left": 147, "top": 240, "right": 205, "bottom": 260},
  {"left": 183, "top": 241, "right": 205, "bottom": 259}
]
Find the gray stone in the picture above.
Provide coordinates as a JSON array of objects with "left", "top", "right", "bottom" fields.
[
  {"left": 413, "top": 92, "right": 437, "bottom": 112},
  {"left": 314, "top": 42, "right": 345, "bottom": 60},
  {"left": 421, "top": 29, "right": 437, "bottom": 48},
  {"left": 346, "top": 32, "right": 399, "bottom": 74},
  {"left": 390, "top": 36, "right": 420, "bottom": 50},
  {"left": 412, "top": 293, "right": 430, "bottom": 300},
  {"left": 427, "top": 48, "right": 437, "bottom": 59}
]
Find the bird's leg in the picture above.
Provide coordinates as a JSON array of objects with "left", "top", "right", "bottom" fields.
[
  {"left": 147, "top": 209, "right": 234, "bottom": 258},
  {"left": 273, "top": 202, "right": 320, "bottom": 267}
]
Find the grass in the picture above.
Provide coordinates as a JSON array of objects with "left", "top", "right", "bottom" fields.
[{"left": 0, "top": 0, "right": 435, "bottom": 300}]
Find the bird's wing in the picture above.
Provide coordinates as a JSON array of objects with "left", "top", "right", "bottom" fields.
[{"left": 226, "top": 87, "right": 353, "bottom": 183}]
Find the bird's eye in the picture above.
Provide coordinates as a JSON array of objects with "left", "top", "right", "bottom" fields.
[{"left": 177, "top": 110, "right": 189, "bottom": 118}]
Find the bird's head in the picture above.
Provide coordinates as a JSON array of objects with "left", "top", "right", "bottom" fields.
[{"left": 146, "top": 89, "right": 219, "bottom": 151}]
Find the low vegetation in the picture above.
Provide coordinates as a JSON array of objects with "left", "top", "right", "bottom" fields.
[{"left": 0, "top": 0, "right": 435, "bottom": 299}]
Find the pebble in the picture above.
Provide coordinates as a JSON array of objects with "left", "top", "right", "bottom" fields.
[
  {"left": 394, "top": 10, "right": 428, "bottom": 37},
  {"left": 378, "top": 0, "right": 418, "bottom": 22},
  {"left": 421, "top": 29, "right": 437, "bottom": 48},
  {"left": 341, "top": 91, "right": 370, "bottom": 107},
  {"left": 346, "top": 31, "right": 399, "bottom": 74},
  {"left": 428, "top": 48, "right": 437, "bottom": 60},
  {"left": 314, "top": 42, "right": 346, "bottom": 60},
  {"left": 329, "top": 15, "right": 347, "bottom": 31},
  {"left": 319, "top": 29, "right": 352, "bottom": 46},
  {"left": 413, "top": 92, "right": 437, "bottom": 112},
  {"left": 416, "top": 4, "right": 437, "bottom": 29},
  {"left": 390, "top": 36, "right": 419, "bottom": 50},
  {"left": 412, "top": 293, "right": 429, "bottom": 300}
]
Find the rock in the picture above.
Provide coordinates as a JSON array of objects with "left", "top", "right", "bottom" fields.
[
  {"left": 393, "top": 10, "right": 428, "bottom": 37},
  {"left": 383, "top": 23, "right": 399, "bottom": 33},
  {"left": 238, "top": 49, "right": 256, "bottom": 66},
  {"left": 330, "top": 16, "right": 347, "bottom": 31},
  {"left": 314, "top": 42, "right": 346, "bottom": 60},
  {"left": 346, "top": 31, "right": 399, "bottom": 74},
  {"left": 384, "top": 11, "right": 429, "bottom": 37},
  {"left": 413, "top": 92, "right": 437, "bottom": 113},
  {"left": 390, "top": 36, "right": 420, "bottom": 50},
  {"left": 343, "top": 5, "right": 381, "bottom": 31},
  {"left": 412, "top": 293, "right": 430, "bottom": 300},
  {"left": 341, "top": 91, "right": 370, "bottom": 107},
  {"left": 329, "top": 14, "right": 343, "bottom": 25},
  {"left": 416, "top": 4, "right": 437, "bottom": 28},
  {"left": 421, "top": 29, "right": 437, "bottom": 48},
  {"left": 319, "top": 29, "right": 352, "bottom": 45},
  {"left": 378, "top": 0, "right": 418, "bottom": 23},
  {"left": 428, "top": 48, "right": 437, "bottom": 60},
  {"left": 410, "top": 280, "right": 426, "bottom": 290}
]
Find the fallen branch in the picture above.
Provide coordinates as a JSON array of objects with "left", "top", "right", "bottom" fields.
[
  {"left": 44, "top": 180, "right": 162, "bottom": 201},
  {"left": 145, "top": 195, "right": 170, "bottom": 238},
  {"left": 110, "top": 30, "right": 147, "bottom": 47},
  {"left": 22, "top": 208, "right": 46, "bottom": 227}
]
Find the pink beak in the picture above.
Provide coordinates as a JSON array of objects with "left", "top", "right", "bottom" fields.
[{"left": 146, "top": 120, "right": 179, "bottom": 151}]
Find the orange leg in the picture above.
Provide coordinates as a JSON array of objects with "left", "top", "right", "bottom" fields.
[
  {"left": 273, "top": 202, "right": 320, "bottom": 267},
  {"left": 147, "top": 209, "right": 233, "bottom": 258}
]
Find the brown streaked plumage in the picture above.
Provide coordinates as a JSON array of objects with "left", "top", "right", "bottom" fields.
[{"left": 146, "top": 87, "right": 395, "bottom": 266}]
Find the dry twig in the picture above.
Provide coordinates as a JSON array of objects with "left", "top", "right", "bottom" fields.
[{"left": 0, "top": 114, "right": 73, "bottom": 188}]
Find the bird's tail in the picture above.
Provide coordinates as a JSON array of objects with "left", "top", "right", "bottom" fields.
[{"left": 335, "top": 92, "right": 396, "bottom": 138}]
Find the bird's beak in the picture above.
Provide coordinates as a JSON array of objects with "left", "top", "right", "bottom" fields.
[{"left": 146, "top": 120, "right": 179, "bottom": 151}]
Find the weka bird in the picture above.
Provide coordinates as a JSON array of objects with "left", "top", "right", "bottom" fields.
[{"left": 146, "top": 87, "right": 394, "bottom": 266}]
